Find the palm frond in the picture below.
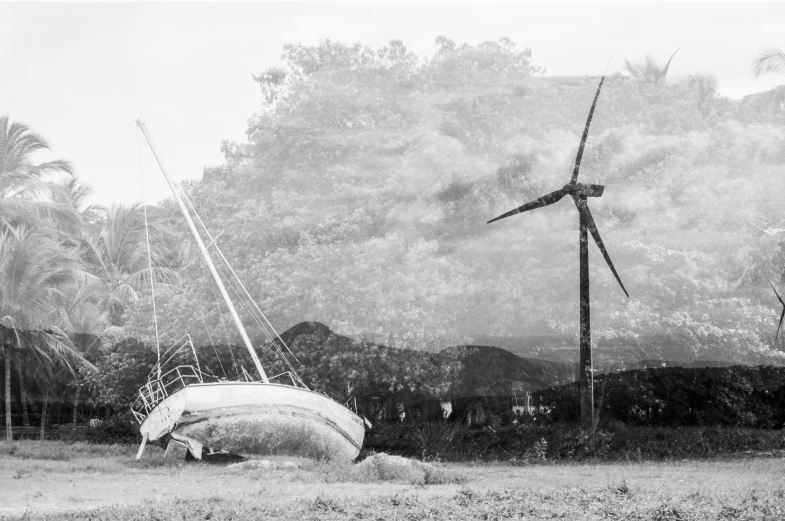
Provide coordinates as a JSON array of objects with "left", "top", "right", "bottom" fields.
[
  {"left": 26, "top": 160, "right": 73, "bottom": 179},
  {"left": 622, "top": 59, "right": 644, "bottom": 79},
  {"left": 111, "top": 283, "right": 140, "bottom": 307},
  {"left": 0, "top": 118, "right": 53, "bottom": 180},
  {"left": 689, "top": 72, "right": 718, "bottom": 106},
  {"left": 14, "top": 328, "right": 54, "bottom": 384},
  {"left": 37, "top": 326, "right": 96, "bottom": 375},
  {"left": 754, "top": 47, "right": 785, "bottom": 77},
  {"left": 623, "top": 50, "right": 678, "bottom": 84},
  {"left": 72, "top": 269, "right": 103, "bottom": 290},
  {"left": 0, "top": 228, "right": 76, "bottom": 328},
  {"left": 660, "top": 49, "right": 680, "bottom": 80},
  {"left": 0, "top": 192, "right": 81, "bottom": 232},
  {"left": 78, "top": 202, "right": 180, "bottom": 325},
  {"left": 127, "top": 265, "right": 181, "bottom": 290},
  {"left": 51, "top": 175, "right": 98, "bottom": 215}
]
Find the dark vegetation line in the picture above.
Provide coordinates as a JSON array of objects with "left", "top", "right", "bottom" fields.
[{"left": 6, "top": 322, "right": 785, "bottom": 462}]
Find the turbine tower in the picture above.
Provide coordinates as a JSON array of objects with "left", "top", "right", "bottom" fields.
[{"left": 487, "top": 77, "right": 629, "bottom": 428}]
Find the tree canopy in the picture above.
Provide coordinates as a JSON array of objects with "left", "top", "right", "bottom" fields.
[{"left": 112, "top": 38, "right": 785, "bottom": 368}]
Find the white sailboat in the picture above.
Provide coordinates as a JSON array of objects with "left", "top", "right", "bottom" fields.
[{"left": 131, "top": 121, "right": 365, "bottom": 461}]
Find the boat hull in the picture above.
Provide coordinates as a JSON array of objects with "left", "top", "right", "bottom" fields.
[{"left": 139, "top": 382, "right": 365, "bottom": 461}]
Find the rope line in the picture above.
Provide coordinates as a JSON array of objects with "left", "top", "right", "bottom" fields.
[
  {"left": 157, "top": 177, "right": 239, "bottom": 380},
  {"left": 136, "top": 137, "right": 162, "bottom": 379}
]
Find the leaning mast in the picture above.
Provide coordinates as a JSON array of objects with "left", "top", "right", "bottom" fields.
[{"left": 136, "top": 120, "right": 269, "bottom": 383}]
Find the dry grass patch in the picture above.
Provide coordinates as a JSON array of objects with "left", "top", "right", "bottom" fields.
[
  {"left": 0, "top": 441, "right": 135, "bottom": 461},
  {"left": 2, "top": 441, "right": 784, "bottom": 520}
]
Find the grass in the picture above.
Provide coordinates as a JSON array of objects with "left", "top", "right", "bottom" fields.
[
  {"left": 0, "top": 440, "right": 136, "bottom": 460},
  {"left": 1, "top": 441, "right": 784, "bottom": 519}
]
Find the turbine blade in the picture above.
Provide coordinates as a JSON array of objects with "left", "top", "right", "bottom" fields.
[
  {"left": 771, "top": 282, "right": 785, "bottom": 306},
  {"left": 570, "top": 77, "right": 605, "bottom": 185},
  {"left": 487, "top": 189, "right": 567, "bottom": 224},
  {"left": 575, "top": 198, "right": 629, "bottom": 297},
  {"left": 777, "top": 308, "right": 785, "bottom": 341}
]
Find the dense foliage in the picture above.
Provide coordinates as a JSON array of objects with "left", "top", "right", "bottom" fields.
[
  {"left": 364, "top": 422, "right": 785, "bottom": 462},
  {"left": 75, "top": 323, "right": 785, "bottom": 435},
  {"left": 535, "top": 365, "right": 785, "bottom": 428},
  {"left": 118, "top": 37, "right": 785, "bottom": 367}
]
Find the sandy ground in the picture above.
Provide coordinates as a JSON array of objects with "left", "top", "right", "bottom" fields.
[
  {"left": 1, "top": 449, "right": 450, "bottom": 517},
  {"left": 2, "top": 446, "right": 784, "bottom": 517}
]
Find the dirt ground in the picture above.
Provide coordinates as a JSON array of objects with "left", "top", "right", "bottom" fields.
[{"left": 1, "top": 442, "right": 784, "bottom": 519}]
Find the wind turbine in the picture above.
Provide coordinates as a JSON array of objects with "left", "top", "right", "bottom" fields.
[
  {"left": 487, "top": 76, "right": 629, "bottom": 428},
  {"left": 770, "top": 282, "right": 785, "bottom": 341}
]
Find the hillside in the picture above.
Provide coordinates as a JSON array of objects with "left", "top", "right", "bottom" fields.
[
  {"left": 437, "top": 345, "right": 573, "bottom": 397},
  {"left": 264, "top": 322, "right": 572, "bottom": 400},
  {"left": 471, "top": 334, "right": 779, "bottom": 368}
]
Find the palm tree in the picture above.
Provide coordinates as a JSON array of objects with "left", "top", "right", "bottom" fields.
[
  {"left": 743, "top": 47, "right": 785, "bottom": 113},
  {"left": 689, "top": 72, "right": 718, "bottom": 109},
  {"left": 55, "top": 175, "right": 104, "bottom": 228},
  {"left": 0, "top": 227, "right": 93, "bottom": 440},
  {"left": 0, "top": 116, "right": 80, "bottom": 233},
  {"left": 623, "top": 50, "right": 679, "bottom": 84},
  {"left": 63, "top": 295, "right": 120, "bottom": 424},
  {"left": 79, "top": 203, "right": 180, "bottom": 327}
]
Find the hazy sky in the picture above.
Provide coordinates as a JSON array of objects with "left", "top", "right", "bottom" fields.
[{"left": 2, "top": 1, "right": 783, "bottom": 205}]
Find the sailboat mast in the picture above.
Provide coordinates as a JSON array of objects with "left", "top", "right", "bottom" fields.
[{"left": 136, "top": 120, "right": 269, "bottom": 384}]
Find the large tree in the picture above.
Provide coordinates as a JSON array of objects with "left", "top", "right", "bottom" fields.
[
  {"left": 623, "top": 50, "right": 679, "bottom": 84},
  {"left": 0, "top": 115, "right": 79, "bottom": 233},
  {"left": 0, "top": 227, "right": 92, "bottom": 440},
  {"left": 78, "top": 203, "right": 180, "bottom": 327},
  {"left": 126, "top": 37, "right": 785, "bottom": 368},
  {"left": 63, "top": 294, "right": 120, "bottom": 424}
]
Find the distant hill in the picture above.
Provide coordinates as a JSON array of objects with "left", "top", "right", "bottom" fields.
[
  {"left": 470, "top": 335, "right": 578, "bottom": 364},
  {"left": 471, "top": 334, "right": 785, "bottom": 368},
  {"left": 269, "top": 323, "right": 573, "bottom": 400},
  {"left": 272, "top": 324, "right": 745, "bottom": 400},
  {"left": 437, "top": 345, "right": 574, "bottom": 397},
  {"left": 626, "top": 359, "right": 738, "bottom": 370}
]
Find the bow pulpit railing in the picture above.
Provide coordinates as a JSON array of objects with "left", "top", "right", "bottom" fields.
[{"left": 131, "top": 365, "right": 216, "bottom": 423}]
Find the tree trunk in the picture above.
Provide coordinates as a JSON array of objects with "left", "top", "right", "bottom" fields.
[
  {"left": 15, "top": 353, "right": 29, "bottom": 427},
  {"left": 5, "top": 349, "right": 11, "bottom": 441},
  {"left": 40, "top": 388, "right": 49, "bottom": 441},
  {"left": 72, "top": 385, "right": 80, "bottom": 425},
  {"left": 20, "top": 383, "right": 29, "bottom": 427}
]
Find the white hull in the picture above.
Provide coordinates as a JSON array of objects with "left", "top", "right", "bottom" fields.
[{"left": 140, "top": 382, "right": 365, "bottom": 461}]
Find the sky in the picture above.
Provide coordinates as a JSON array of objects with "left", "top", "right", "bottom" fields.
[{"left": 2, "top": 1, "right": 784, "bottom": 205}]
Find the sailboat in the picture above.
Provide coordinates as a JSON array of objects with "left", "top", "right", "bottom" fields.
[{"left": 130, "top": 121, "right": 365, "bottom": 461}]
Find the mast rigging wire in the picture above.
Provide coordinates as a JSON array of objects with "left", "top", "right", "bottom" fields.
[
  {"left": 177, "top": 185, "right": 307, "bottom": 387},
  {"left": 136, "top": 138, "right": 162, "bottom": 380},
  {"left": 134, "top": 122, "right": 304, "bottom": 389},
  {"left": 158, "top": 191, "right": 234, "bottom": 380}
]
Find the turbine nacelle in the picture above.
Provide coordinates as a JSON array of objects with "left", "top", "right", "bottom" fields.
[{"left": 564, "top": 183, "right": 604, "bottom": 198}]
